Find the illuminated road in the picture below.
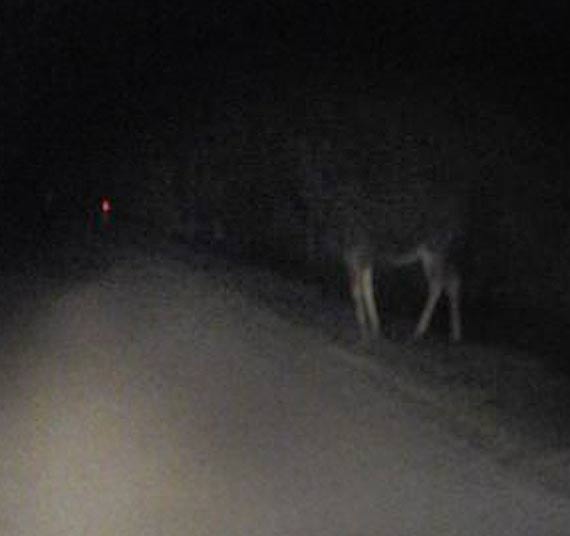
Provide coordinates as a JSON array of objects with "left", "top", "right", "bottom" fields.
[{"left": 1, "top": 254, "right": 569, "bottom": 535}]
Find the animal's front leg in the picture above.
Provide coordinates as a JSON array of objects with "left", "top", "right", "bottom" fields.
[
  {"left": 361, "top": 264, "right": 380, "bottom": 340},
  {"left": 348, "top": 264, "right": 369, "bottom": 342}
]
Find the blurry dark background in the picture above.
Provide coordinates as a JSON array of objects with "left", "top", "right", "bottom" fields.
[{"left": 1, "top": 1, "right": 569, "bottom": 356}]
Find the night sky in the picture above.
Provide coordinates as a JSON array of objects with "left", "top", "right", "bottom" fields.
[{"left": 2, "top": 1, "right": 569, "bottom": 289}]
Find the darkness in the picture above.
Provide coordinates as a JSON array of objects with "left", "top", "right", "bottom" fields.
[{"left": 2, "top": 1, "right": 569, "bottom": 359}]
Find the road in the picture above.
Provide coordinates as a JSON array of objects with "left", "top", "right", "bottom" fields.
[{"left": 0, "top": 251, "right": 569, "bottom": 535}]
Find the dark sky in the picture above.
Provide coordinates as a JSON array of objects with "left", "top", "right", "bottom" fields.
[{"left": 1, "top": 1, "right": 568, "bottom": 222}]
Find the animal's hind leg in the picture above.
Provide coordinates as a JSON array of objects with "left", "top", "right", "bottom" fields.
[
  {"left": 445, "top": 271, "right": 462, "bottom": 342},
  {"left": 414, "top": 279, "right": 443, "bottom": 339},
  {"left": 414, "top": 253, "right": 444, "bottom": 339}
]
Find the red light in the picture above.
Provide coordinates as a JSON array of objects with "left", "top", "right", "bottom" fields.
[{"left": 101, "top": 197, "right": 112, "bottom": 213}]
